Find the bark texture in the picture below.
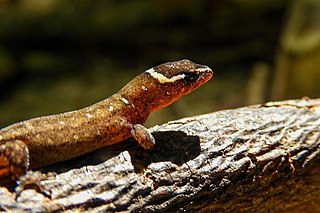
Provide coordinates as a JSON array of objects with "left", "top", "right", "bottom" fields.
[{"left": 0, "top": 99, "right": 320, "bottom": 212}]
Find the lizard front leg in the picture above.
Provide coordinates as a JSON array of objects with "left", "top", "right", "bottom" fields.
[
  {"left": 131, "top": 124, "right": 155, "bottom": 150},
  {"left": 0, "top": 140, "right": 29, "bottom": 179},
  {"left": 106, "top": 117, "right": 155, "bottom": 150}
]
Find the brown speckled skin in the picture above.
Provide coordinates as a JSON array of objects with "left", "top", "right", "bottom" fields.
[{"left": 0, "top": 59, "right": 213, "bottom": 178}]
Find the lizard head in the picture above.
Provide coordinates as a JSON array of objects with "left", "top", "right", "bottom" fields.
[{"left": 145, "top": 59, "right": 213, "bottom": 111}]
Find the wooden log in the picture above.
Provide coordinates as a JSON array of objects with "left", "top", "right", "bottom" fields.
[{"left": 0, "top": 98, "right": 320, "bottom": 212}]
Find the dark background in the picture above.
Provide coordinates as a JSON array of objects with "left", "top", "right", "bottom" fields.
[{"left": 0, "top": 0, "right": 319, "bottom": 128}]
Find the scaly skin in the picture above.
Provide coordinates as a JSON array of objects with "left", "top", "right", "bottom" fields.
[{"left": 0, "top": 59, "right": 213, "bottom": 179}]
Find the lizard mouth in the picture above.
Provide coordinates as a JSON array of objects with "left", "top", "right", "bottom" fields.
[
  {"left": 182, "top": 66, "right": 213, "bottom": 95},
  {"left": 196, "top": 66, "right": 213, "bottom": 84}
]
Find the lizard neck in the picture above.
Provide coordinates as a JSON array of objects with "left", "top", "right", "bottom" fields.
[
  {"left": 113, "top": 73, "right": 157, "bottom": 123},
  {"left": 116, "top": 72, "right": 177, "bottom": 114}
]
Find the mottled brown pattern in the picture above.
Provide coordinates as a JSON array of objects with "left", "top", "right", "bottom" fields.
[{"left": 0, "top": 59, "right": 212, "bottom": 179}]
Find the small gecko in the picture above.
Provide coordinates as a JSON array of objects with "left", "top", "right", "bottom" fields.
[{"left": 0, "top": 59, "right": 213, "bottom": 180}]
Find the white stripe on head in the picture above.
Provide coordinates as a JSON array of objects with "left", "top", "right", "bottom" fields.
[
  {"left": 146, "top": 68, "right": 185, "bottom": 84},
  {"left": 195, "top": 67, "right": 212, "bottom": 72}
]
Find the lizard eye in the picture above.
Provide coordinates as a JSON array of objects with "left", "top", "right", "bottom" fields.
[{"left": 184, "top": 72, "right": 198, "bottom": 82}]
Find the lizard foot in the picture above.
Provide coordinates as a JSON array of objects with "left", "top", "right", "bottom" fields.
[
  {"left": 131, "top": 124, "right": 155, "bottom": 150},
  {"left": 0, "top": 140, "right": 29, "bottom": 180}
]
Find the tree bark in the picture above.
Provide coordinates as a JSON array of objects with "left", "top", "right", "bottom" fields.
[{"left": 1, "top": 98, "right": 320, "bottom": 212}]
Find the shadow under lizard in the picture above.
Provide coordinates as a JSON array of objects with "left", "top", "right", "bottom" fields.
[{"left": 0, "top": 59, "right": 213, "bottom": 180}]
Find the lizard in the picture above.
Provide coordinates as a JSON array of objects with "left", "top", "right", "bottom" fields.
[{"left": 0, "top": 59, "right": 213, "bottom": 180}]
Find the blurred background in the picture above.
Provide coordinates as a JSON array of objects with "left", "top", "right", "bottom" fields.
[{"left": 0, "top": 0, "right": 319, "bottom": 128}]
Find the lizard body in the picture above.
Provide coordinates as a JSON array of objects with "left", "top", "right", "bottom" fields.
[{"left": 0, "top": 59, "right": 213, "bottom": 179}]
